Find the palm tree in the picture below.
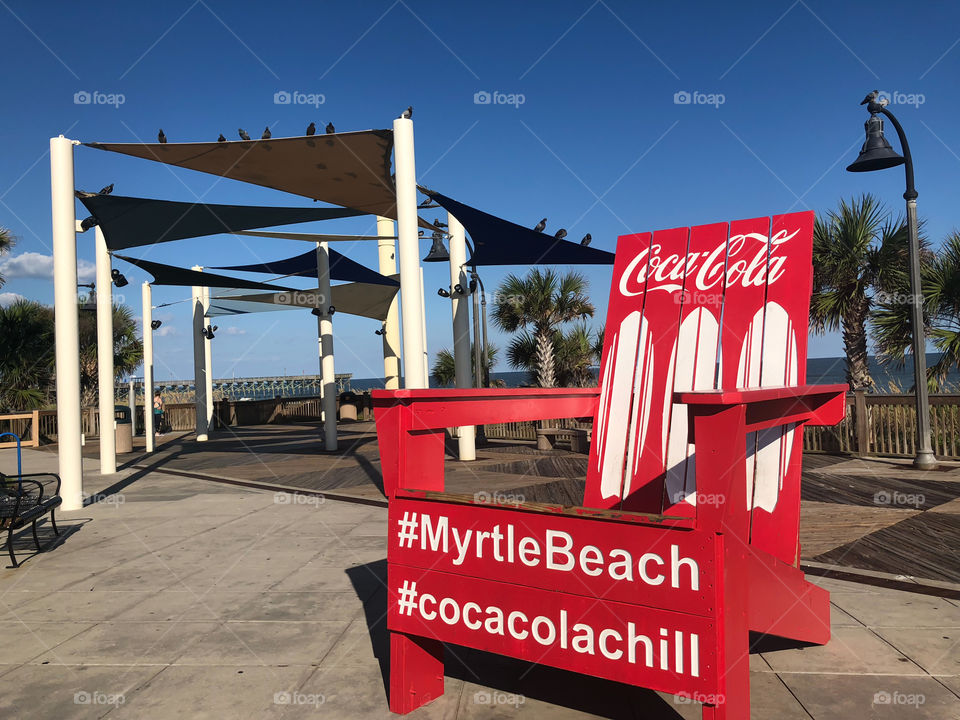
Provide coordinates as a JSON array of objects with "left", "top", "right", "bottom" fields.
[
  {"left": 0, "top": 226, "right": 14, "bottom": 288},
  {"left": 0, "top": 299, "right": 55, "bottom": 410},
  {"left": 78, "top": 302, "right": 144, "bottom": 406},
  {"left": 507, "top": 323, "right": 602, "bottom": 387},
  {"left": 431, "top": 345, "right": 498, "bottom": 387},
  {"left": 811, "top": 194, "right": 918, "bottom": 390},
  {"left": 874, "top": 230, "right": 960, "bottom": 389},
  {"left": 492, "top": 268, "right": 594, "bottom": 388}
]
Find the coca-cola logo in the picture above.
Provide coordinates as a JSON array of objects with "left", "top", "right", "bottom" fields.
[{"left": 618, "top": 227, "right": 800, "bottom": 298}]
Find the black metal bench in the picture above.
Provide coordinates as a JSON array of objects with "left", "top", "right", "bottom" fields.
[
  {"left": 0, "top": 472, "right": 62, "bottom": 568},
  {"left": 535, "top": 427, "right": 589, "bottom": 453}
]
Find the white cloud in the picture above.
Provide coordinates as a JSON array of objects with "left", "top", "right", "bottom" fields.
[
  {"left": 155, "top": 325, "right": 178, "bottom": 337},
  {"left": 0, "top": 292, "right": 26, "bottom": 307},
  {"left": 0, "top": 252, "right": 97, "bottom": 283},
  {"left": 224, "top": 326, "right": 247, "bottom": 336}
]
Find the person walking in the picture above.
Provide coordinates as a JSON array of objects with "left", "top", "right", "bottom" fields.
[{"left": 153, "top": 392, "right": 165, "bottom": 436}]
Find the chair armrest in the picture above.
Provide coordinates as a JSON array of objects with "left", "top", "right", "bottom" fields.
[
  {"left": 373, "top": 388, "right": 600, "bottom": 498},
  {"left": 678, "top": 384, "right": 847, "bottom": 537},
  {"left": 675, "top": 383, "right": 848, "bottom": 437},
  {"left": 16, "top": 473, "right": 62, "bottom": 497},
  {"left": 373, "top": 387, "right": 600, "bottom": 429}
]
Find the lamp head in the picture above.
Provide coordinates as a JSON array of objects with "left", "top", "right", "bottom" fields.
[
  {"left": 847, "top": 112, "right": 905, "bottom": 172},
  {"left": 111, "top": 268, "right": 129, "bottom": 287},
  {"left": 422, "top": 236, "right": 450, "bottom": 262},
  {"left": 150, "top": 319, "right": 162, "bottom": 330}
]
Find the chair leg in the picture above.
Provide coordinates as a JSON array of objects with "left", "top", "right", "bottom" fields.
[
  {"left": 6, "top": 525, "right": 18, "bottom": 568},
  {"left": 389, "top": 631, "right": 445, "bottom": 714},
  {"left": 49, "top": 510, "right": 59, "bottom": 536},
  {"left": 32, "top": 519, "right": 43, "bottom": 552}
]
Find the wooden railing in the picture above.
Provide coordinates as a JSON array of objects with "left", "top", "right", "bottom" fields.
[
  {"left": 7, "top": 391, "right": 958, "bottom": 459},
  {"left": 802, "top": 392, "right": 960, "bottom": 459},
  {"left": 0, "top": 411, "right": 40, "bottom": 448}
]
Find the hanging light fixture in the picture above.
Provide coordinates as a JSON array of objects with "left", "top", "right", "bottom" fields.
[{"left": 422, "top": 235, "right": 450, "bottom": 262}]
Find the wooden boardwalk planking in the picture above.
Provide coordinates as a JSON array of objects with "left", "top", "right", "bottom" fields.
[{"left": 64, "top": 422, "right": 960, "bottom": 585}]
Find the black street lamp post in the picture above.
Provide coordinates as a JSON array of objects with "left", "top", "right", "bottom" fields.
[{"left": 847, "top": 93, "right": 936, "bottom": 469}]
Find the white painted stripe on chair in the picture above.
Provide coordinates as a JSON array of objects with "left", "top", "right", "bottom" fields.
[
  {"left": 600, "top": 311, "right": 642, "bottom": 500},
  {"left": 738, "top": 307, "right": 766, "bottom": 509},
  {"left": 754, "top": 301, "right": 797, "bottom": 512},
  {"left": 623, "top": 315, "right": 652, "bottom": 498},
  {"left": 664, "top": 308, "right": 720, "bottom": 506}
]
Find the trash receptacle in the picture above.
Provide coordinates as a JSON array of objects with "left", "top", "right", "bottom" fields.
[
  {"left": 115, "top": 406, "right": 133, "bottom": 453},
  {"left": 338, "top": 391, "right": 360, "bottom": 421}
]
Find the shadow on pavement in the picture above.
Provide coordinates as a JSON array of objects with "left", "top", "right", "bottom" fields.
[{"left": 346, "top": 559, "right": 690, "bottom": 719}]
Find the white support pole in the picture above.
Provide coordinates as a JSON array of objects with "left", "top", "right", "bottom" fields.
[
  {"left": 191, "top": 269, "right": 208, "bottom": 441},
  {"left": 94, "top": 227, "right": 116, "bottom": 474},
  {"left": 316, "top": 242, "right": 337, "bottom": 450},
  {"left": 419, "top": 266, "right": 429, "bottom": 387},
  {"left": 392, "top": 117, "right": 426, "bottom": 389},
  {"left": 376, "top": 216, "right": 401, "bottom": 390},
  {"left": 142, "top": 282, "right": 155, "bottom": 452},
  {"left": 447, "top": 214, "right": 476, "bottom": 460},
  {"left": 202, "top": 285, "right": 214, "bottom": 433},
  {"left": 316, "top": 313, "right": 324, "bottom": 421},
  {"left": 51, "top": 136, "right": 83, "bottom": 510},
  {"left": 128, "top": 378, "right": 136, "bottom": 437}
]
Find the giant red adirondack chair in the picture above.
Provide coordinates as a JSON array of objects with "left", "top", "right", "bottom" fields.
[{"left": 373, "top": 211, "right": 847, "bottom": 719}]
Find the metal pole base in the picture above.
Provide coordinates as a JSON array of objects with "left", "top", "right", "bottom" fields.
[{"left": 913, "top": 451, "right": 938, "bottom": 471}]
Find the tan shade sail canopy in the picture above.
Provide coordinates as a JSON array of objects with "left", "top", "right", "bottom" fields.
[
  {"left": 210, "top": 276, "right": 400, "bottom": 322},
  {"left": 85, "top": 131, "right": 400, "bottom": 219}
]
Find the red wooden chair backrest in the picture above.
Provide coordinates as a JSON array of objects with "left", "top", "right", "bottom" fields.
[{"left": 584, "top": 212, "right": 815, "bottom": 563}]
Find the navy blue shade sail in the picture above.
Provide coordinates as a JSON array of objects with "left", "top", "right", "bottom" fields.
[
  {"left": 421, "top": 189, "right": 615, "bottom": 266},
  {"left": 77, "top": 194, "right": 366, "bottom": 251},
  {"left": 213, "top": 249, "right": 398, "bottom": 287},
  {"left": 113, "top": 254, "right": 298, "bottom": 292}
]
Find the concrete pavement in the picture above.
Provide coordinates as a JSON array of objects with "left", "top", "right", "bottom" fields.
[{"left": 1, "top": 447, "right": 958, "bottom": 718}]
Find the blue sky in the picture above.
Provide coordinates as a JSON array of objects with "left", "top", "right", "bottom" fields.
[{"left": 1, "top": 0, "right": 959, "bottom": 382}]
